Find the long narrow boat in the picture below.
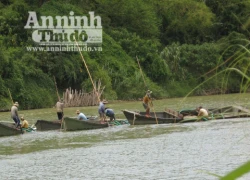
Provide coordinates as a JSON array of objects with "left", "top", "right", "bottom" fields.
[
  {"left": 63, "top": 117, "right": 109, "bottom": 131},
  {"left": 35, "top": 120, "right": 62, "bottom": 131},
  {"left": 0, "top": 122, "right": 35, "bottom": 137},
  {"left": 123, "top": 105, "right": 250, "bottom": 125},
  {"left": 178, "top": 105, "right": 250, "bottom": 119},
  {"left": 35, "top": 116, "right": 98, "bottom": 131},
  {"left": 122, "top": 110, "right": 183, "bottom": 125},
  {"left": 0, "top": 122, "right": 23, "bottom": 137}
]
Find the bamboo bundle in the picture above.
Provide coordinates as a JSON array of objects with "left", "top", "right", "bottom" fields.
[{"left": 62, "top": 80, "right": 105, "bottom": 107}]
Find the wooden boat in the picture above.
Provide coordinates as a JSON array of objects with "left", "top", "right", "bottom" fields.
[
  {"left": 178, "top": 105, "right": 250, "bottom": 119},
  {"left": 63, "top": 117, "right": 109, "bottom": 131},
  {"left": 208, "top": 105, "right": 250, "bottom": 118},
  {"left": 35, "top": 120, "right": 62, "bottom": 131},
  {"left": 0, "top": 122, "right": 35, "bottom": 137},
  {"left": 122, "top": 110, "right": 183, "bottom": 125},
  {"left": 0, "top": 122, "right": 23, "bottom": 137},
  {"left": 123, "top": 105, "right": 250, "bottom": 125},
  {"left": 35, "top": 116, "right": 98, "bottom": 131}
]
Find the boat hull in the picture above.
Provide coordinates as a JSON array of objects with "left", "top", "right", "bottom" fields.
[
  {"left": 0, "top": 122, "right": 22, "bottom": 137},
  {"left": 179, "top": 106, "right": 250, "bottom": 117},
  {"left": 35, "top": 120, "right": 62, "bottom": 131},
  {"left": 124, "top": 105, "right": 250, "bottom": 125},
  {"left": 122, "top": 110, "right": 182, "bottom": 125},
  {"left": 63, "top": 117, "right": 109, "bottom": 131}
]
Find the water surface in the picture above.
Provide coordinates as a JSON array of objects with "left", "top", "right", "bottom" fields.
[{"left": 0, "top": 93, "right": 250, "bottom": 179}]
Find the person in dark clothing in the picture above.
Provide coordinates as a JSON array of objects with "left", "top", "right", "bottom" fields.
[{"left": 105, "top": 108, "right": 115, "bottom": 121}]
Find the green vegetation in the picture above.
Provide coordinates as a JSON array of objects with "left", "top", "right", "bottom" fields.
[
  {"left": 220, "top": 161, "right": 250, "bottom": 179},
  {"left": 0, "top": 0, "right": 250, "bottom": 110}
]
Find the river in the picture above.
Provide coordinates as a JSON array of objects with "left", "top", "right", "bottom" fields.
[{"left": 0, "top": 93, "right": 250, "bottom": 179}]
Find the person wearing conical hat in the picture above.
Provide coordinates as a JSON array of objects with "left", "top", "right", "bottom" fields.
[
  {"left": 10, "top": 102, "right": 21, "bottom": 128},
  {"left": 142, "top": 90, "right": 152, "bottom": 117}
]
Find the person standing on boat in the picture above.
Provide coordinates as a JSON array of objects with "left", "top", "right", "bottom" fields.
[
  {"left": 105, "top": 108, "right": 115, "bottom": 121},
  {"left": 197, "top": 106, "right": 209, "bottom": 120},
  {"left": 143, "top": 90, "right": 152, "bottom": 117},
  {"left": 76, "top": 110, "right": 88, "bottom": 121},
  {"left": 20, "top": 116, "right": 29, "bottom": 129},
  {"left": 98, "top": 99, "right": 108, "bottom": 121},
  {"left": 10, "top": 102, "right": 21, "bottom": 128},
  {"left": 55, "top": 98, "right": 64, "bottom": 121}
]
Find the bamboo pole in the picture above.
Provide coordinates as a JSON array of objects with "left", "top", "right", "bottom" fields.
[
  {"left": 74, "top": 39, "right": 100, "bottom": 103},
  {"left": 136, "top": 56, "right": 158, "bottom": 124},
  {"left": 149, "top": 100, "right": 158, "bottom": 124},
  {"left": 53, "top": 76, "right": 60, "bottom": 101},
  {"left": 53, "top": 76, "right": 64, "bottom": 130},
  {"left": 8, "top": 88, "right": 14, "bottom": 104},
  {"left": 136, "top": 56, "right": 147, "bottom": 89}
]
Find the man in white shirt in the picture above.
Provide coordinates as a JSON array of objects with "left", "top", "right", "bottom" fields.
[{"left": 76, "top": 110, "right": 88, "bottom": 121}]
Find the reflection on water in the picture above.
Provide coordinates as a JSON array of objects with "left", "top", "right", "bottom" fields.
[
  {"left": 0, "top": 124, "right": 189, "bottom": 156},
  {"left": 0, "top": 118, "right": 250, "bottom": 179}
]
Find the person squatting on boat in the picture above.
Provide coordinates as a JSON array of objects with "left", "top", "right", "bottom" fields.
[
  {"left": 98, "top": 99, "right": 108, "bottom": 121},
  {"left": 76, "top": 110, "right": 88, "bottom": 121},
  {"left": 10, "top": 102, "right": 21, "bottom": 128},
  {"left": 21, "top": 116, "right": 29, "bottom": 129},
  {"left": 105, "top": 108, "right": 115, "bottom": 121},
  {"left": 142, "top": 90, "right": 152, "bottom": 117},
  {"left": 197, "top": 106, "right": 209, "bottom": 120},
  {"left": 55, "top": 98, "right": 64, "bottom": 120}
]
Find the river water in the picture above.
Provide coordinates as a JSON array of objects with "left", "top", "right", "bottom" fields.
[{"left": 0, "top": 94, "right": 250, "bottom": 179}]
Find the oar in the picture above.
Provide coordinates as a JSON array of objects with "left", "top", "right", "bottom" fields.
[{"left": 136, "top": 56, "right": 158, "bottom": 124}]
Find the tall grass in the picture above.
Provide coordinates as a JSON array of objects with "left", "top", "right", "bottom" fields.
[
  {"left": 183, "top": 38, "right": 250, "bottom": 178},
  {"left": 220, "top": 161, "right": 250, "bottom": 179}
]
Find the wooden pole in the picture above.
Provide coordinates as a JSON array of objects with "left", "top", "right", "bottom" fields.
[
  {"left": 136, "top": 56, "right": 147, "bottom": 89},
  {"left": 53, "top": 76, "right": 60, "bottom": 101},
  {"left": 53, "top": 76, "right": 64, "bottom": 130},
  {"left": 74, "top": 39, "right": 101, "bottom": 103},
  {"left": 149, "top": 100, "right": 158, "bottom": 124},
  {"left": 136, "top": 56, "right": 158, "bottom": 124},
  {"left": 8, "top": 88, "right": 14, "bottom": 104}
]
